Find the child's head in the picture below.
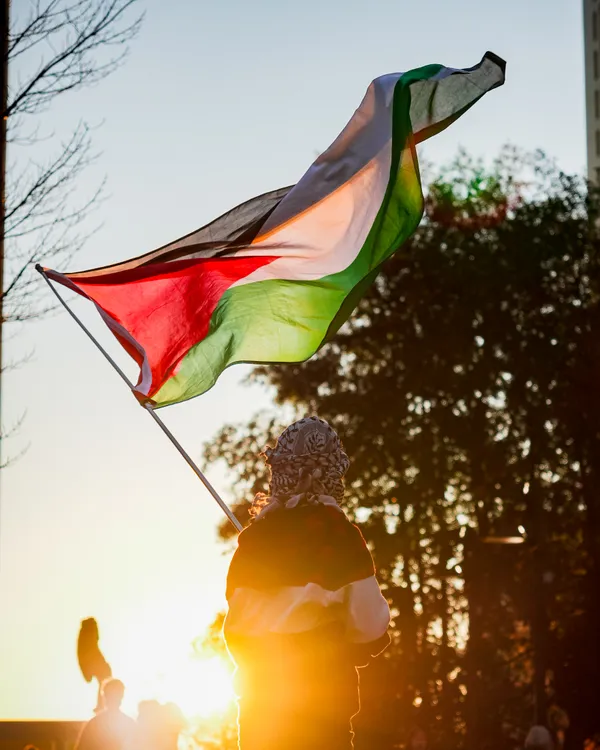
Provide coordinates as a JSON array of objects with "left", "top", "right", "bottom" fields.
[{"left": 263, "top": 416, "right": 349, "bottom": 503}]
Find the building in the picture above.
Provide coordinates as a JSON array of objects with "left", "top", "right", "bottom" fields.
[
  {"left": 0, "top": 722, "right": 83, "bottom": 750},
  {"left": 584, "top": 0, "right": 600, "bottom": 181}
]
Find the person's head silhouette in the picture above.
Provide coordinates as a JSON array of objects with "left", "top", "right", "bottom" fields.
[
  {"left": 101, "top": 679, "right": 125, "bottom": 711},
  {"left": 525, "top": 726, "right": 554, "bottom": 750}
]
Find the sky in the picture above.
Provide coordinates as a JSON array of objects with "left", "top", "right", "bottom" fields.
[{"left": 0, "top": 0, "right": 586, "bottom": 722}]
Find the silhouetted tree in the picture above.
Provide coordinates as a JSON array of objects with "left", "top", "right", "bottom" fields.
[{"left": 204, "top": 148, "right": 600, "bottom": 750}]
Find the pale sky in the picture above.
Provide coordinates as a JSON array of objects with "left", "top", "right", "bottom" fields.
[{"left": 0, "top": 0, "right": 586, "bottom": 721}]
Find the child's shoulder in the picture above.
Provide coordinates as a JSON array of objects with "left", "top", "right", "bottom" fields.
[{"left": 243, "top": 502, "right": 367, "bottom": 556}]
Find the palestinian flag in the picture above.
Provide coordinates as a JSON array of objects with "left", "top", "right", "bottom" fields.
[{"left": 44, "top": 52, "right": 505, "bottom": 408}]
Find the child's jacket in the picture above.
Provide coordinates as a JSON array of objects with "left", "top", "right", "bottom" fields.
[{"left": 224, "top": 501, "right": 390, "bottom": 743}]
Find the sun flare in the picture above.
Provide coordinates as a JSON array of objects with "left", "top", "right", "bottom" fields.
[
  {"left": 106, "top": 605, "right": 236, "bottom": 723},
  {"left": 157, "top": 656, "right": 236, "bottom": 719}
]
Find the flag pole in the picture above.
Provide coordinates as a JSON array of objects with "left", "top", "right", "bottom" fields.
[{"left": 36, "top": 265, "right": 243, "bottom": 533}]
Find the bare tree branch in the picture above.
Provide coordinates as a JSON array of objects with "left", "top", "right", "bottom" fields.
[
  {"left": 2, "top": 0, "right": 142, "bottom": 325},
  {"left": 6, "top": 0, "right": 144, "bottom": 118},
  {"left": 8, "top": 1, "right": 65, "bottom": 60},
  {"left": 0, "top": 411, "right": 30, "bottom": 469},
  {"left": 6, "top": 123, "right": 97, "bottom": 233}
]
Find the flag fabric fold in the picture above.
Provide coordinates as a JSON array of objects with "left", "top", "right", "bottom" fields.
[{"left": 44, "top": 52, "right": 505, "bottom": 408}]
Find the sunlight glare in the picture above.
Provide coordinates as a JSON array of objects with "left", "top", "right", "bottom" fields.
[{"left": 157, "top": 656, "right": 235, "bottom": 719}]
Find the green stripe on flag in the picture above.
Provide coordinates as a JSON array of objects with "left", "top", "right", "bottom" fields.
[{"left": 152, "top": 66, "right": 436, "bottom": 407}]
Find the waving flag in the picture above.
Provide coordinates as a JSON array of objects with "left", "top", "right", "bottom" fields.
[{"left": 44, "top": 53, "right": 505, "bottom": 408}]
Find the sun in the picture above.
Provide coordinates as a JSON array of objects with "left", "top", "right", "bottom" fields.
[
  {"left": 103, "top": 605, "right": 236, "bottom": 723},
  {"left": 157, "top": 655, "right": 236, "bottom": 719}
]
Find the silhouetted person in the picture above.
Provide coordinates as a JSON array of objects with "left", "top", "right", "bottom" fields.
[
  {"left": 137, "top": 700, "right": 186, "bottom": 750},
  {"left": 224, "top": 417, "right": 391, "bottom": 750},
  {"left": 162, "top": 703, "right": 186, "bottom": 750},
  {"left": 77, "top": 618, "right": 112, "bottom": 713},
  {"left": 76, "top": 679, "right": 136, "bottom": 750},
  {"left": 136, "top": 700, "right": 163, "bottom": 750},
  {"left": 136, "top": 700, "right": 185, "bottom": 750},
  {"left": 525, "top": 726, "right": 554, "bottom": 750}
]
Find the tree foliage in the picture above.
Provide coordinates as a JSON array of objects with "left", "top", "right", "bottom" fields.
[{"left": 204, "top": 147, "right": 600, "bottom": 750}]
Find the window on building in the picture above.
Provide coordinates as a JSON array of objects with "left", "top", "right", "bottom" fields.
[
  {"left": 595, "top": 50, "right": 599, "bottom": 80},
  {"left": 594, "top": 11, "right": 598, "bottom": 40},
  {"left": 596, "top": 167, "right": 600, "bottom": 185},
  {"left": 596, "top": 129, "right": 600, "bottom": 156},
  {"left": 596, "top": 90, "right": 599, "bottom": 119}
]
